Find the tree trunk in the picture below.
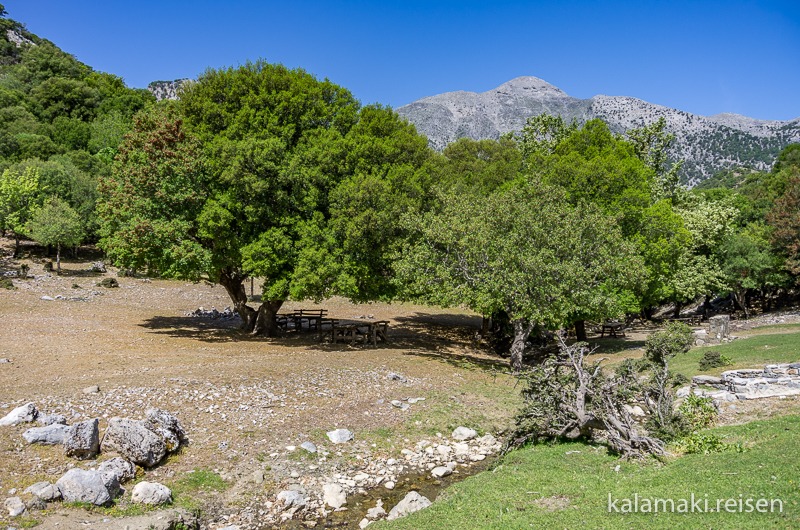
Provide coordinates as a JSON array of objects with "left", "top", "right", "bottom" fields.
[
  {"left": 509, "top": 319, "right": 534, "bottom": 372},
  {"left": 733, "top": 290, "right": 749, "bottom": 318},
  {"left": 672, "top": 301, "right": 682, "bottom": 318},
  {"left": 56, "top": 243, "right": 61, "bottom": 275},
  {"left": 13, "top": 234, "right": 20, "bottom": 258},
  {"left": 574, "top": 320, "right": 587, "bottom": 342},
  {"left": 219, "top": 271, "right": 257, "bottom": 332},
  {"left": 252, "top": 299, "right": 284, "bottom": 337}
]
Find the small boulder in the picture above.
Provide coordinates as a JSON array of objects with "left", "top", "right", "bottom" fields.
[
  {"left": 276, "top": 490, "right": 307, "bottom": 509},
  {"left": 101, "top": 417, "right": 166, "bottom": 468},
  {"left": 83, "top": 385, "right": 100, "bottom": 394},
  {"left": 37, "top": 413, "right": 67, "bottom": 426},
  {"left": 386, "top": 491, "right": 432, "bottom": 520},
  {"left": 64, "top": 418, "right": 100, "bottom": 459},
  {"left": 5, "top": 496, "right": 25, "bottom": 516},
  {"left": 0, "top": 402, "right": 38, "bottom": 426},
  {"left": 23, "top": 423, "right": 70, "bottom": 445},
  {"left": 24, "top": 481, "right": 61, "bottom": 502},
  {"left": 323, "top": 483, "right": 347, "bottom": 509},
  {"left": 451, "top": 426, "right": 477, "bottom": 441},
  {"left": 431, "top": 466, "right": 452, "bottom": 478},
  {"left": 97, "top": 277, "right": 119, "bottom": 288},
  {"left": 131, "top": 481, "right": 172, "bottom": 505},
  {"left": 97, "top": 457, "right": 136, "bottom": 485},
  {"left": 144, "top": 408, "right": 187, "bottom": 451},
  {"left": 327, "top": 428, "right": 354, "bottom": 444},
  {"left": 300, "top": 441, "right": 317, "bottom": 453},
  {"left": 56, "top": 468, "right": 117, "bottom": 506},
  {"left": 366, "top": 499, "right": 386, "bottom": 520}
]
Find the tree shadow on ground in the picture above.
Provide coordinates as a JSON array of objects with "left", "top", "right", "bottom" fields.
[
  {"left": 585, "top": 337, "right": 647, "bottom": 355},
  {"left": 139, "top": 315, "right": 259, "bottom": 343}
]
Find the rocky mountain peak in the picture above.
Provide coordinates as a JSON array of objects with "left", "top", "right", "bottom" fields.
[
  {"left": 492, "top": 76, "right": 567, "bottom": 97},
  {"left": 397, "top": 77, "right": 800, "bottom": 185}
]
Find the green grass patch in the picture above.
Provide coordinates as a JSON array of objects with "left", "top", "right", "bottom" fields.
[
  {"left": 380, "top": 415, "right": 800, "bottom": 529},
  {"left": 670, "top": 330, "right": 800, "bottom": 378},
  {"left": 168, "top": 469, "right": 229, "bottom": 511},
  {"left": 61, "top": 501, "right": 153, "bottom": 518}
]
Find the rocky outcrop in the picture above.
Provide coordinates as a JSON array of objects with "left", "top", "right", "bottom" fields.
[{"left": 147, "top": 79, "right": 191, "bottom": 101}]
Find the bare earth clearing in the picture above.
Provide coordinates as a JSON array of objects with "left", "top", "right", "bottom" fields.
[
  {"left": 0, "top": 243, "right": 519, "bottom": 529},
  {"left": 2, "top": 241, "right": 799, "bottom": 529}
]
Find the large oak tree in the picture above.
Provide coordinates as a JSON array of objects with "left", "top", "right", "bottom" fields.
[{"left": 98, "top": 61, "right": 431, "bottom": 334}]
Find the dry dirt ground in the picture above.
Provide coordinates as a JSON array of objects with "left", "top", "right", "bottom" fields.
[{"left": 0, "top": 242, "right": 520, "bottom": 528}]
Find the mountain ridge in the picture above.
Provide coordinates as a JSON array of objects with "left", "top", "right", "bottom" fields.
[{"left": 396, "top": 77, "right": 800, "bottom": 185}]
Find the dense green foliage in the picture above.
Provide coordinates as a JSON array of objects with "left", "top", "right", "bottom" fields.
[
  {"left": 0, "top": 9, "right": 154, "bottom": 247},
  {"left": 98, "top": 61, "right": 432, "bottom": 334}
]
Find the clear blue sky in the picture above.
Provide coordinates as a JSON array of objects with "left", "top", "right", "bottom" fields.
[{"left": 5, "top": 0, "right": 800, "bottom": 120}]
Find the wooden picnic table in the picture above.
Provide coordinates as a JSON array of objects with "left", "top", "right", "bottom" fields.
[
  {"left": 599, "top": 322, "right": 626, "bottom": 338},
  {"left": 324, "top": 320, "right": 389, "bottom": 346}
]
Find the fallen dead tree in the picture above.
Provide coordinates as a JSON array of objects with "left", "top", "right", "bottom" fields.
[{"left": 507, "top": 324, "right": 695, "bottom": 459}]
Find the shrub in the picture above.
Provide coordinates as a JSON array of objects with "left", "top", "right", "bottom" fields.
[
  {"left": 678, "top": 394, "right": 718, "bottom": 431},
  {"left": 0, "top": 277, "right": 14, "bottom": 289},
  {"left": 699, "top": 350, "right": 733, "bottom": 371},
  {"left": 674, "top": 432, "right": 744, "bottom": 455}
]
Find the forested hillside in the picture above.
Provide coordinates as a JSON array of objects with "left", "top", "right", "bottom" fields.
[{"left": 0, "top": 6, "right": 154, "bottom": 254}]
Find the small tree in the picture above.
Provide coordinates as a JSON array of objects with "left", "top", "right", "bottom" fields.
[
  {"left": 0, "top": 166, "right": 41, "bottom": 256},
  {"left": 26, "top": 196, "right": 84, "bottom": 274}
]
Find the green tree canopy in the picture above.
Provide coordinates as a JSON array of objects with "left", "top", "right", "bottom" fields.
[
  {"left": 98, "top": 61, "right": 432, "bottom": 335},
  {"left": 26, "top": 195, "right": 84, "bottom": 273},
  {"left": 395, "top": 179, "right": 643, "bottom": 370}
]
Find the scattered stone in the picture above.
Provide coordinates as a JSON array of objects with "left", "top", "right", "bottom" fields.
[
  {"left": 431, "top": 466, "right": 452, "bottom": 478},
  {"left": 0, "top": 358, "right": 10, "bottom": 363},
  {"left": 252, "top": 469, "right": 265, "bottom": 484},
  {"left": 88, "top": 262, "right": 107, "bottom": 273},
  {"left": 359, "top": 518, "right": 371, "bottom": 529},
  {"left": 387, "top": 372, "right": 408, "bottom": 383},
  {"left": 323, "top": 483, "right": 347, "bottom": 509},
  {"left": 327, "top": 428, "right": 354, "bottom": 444},
  {"left": 5, "top": 496, "right": 25, "bottom": 516},
  {"left": 41, "top": 295, "right": 55, "bottom": 301},
  {"left": 24, "top": 482, "right": 61, "bottom": 502},
  {"left": 366, "top": 499, "right": 386, "bottom": 520},
  {"left": 131, "top": 481, "right": 172, "bottom": 505},
  {"left": 387, "top": 491, "right": 432, "bottom": 520},
  {"left": 83, "top": 385, "right": 101, "bottom": 394},
  {"left": 300, "top": 441, "right": 317, "bottom": 453},
  {"left": 407, "top": 397, "right": 425, "bottom": 404},
  {"left": 451, "top": 426, "right": 477, "bottom": 441},
  {"left": 64, "top": 418, "right": 100, "bottom": 459},
  {"left": 23, "top": 423, "right": 70, "bottom": 445},
  {"left": 101, "top": 417, "right": 166, "bottom": 467},
  {"left": 384, "top": 481, "right": 395, "bottom": 490},
  {"left": 56, "top": 468, "right": 118, "bottom": 506},
  {"left": 676, "top": 386, "right": 691, "bottom": 398},
  {"left": 0, "top": 402, "right": 38, "bottom": 426},
  {"left": 276, "top": 490, "right": 307, "bottom": 509}
]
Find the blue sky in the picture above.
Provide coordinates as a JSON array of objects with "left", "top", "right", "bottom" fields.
[{"left": 5, "top": 1, "right": 800, "bottom": 120}]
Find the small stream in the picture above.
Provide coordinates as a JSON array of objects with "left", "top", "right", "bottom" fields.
[{"left": 286, "top": 456, "right": 497, "bottom": 529}]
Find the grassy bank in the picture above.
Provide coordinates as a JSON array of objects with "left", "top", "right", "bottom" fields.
[{"left": 380, "top": 415, "right": 799, "bottom": 529}]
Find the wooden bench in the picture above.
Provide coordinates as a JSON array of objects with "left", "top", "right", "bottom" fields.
[{"left": 277, "top": 309, "right": 328, "bottom": 332}]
